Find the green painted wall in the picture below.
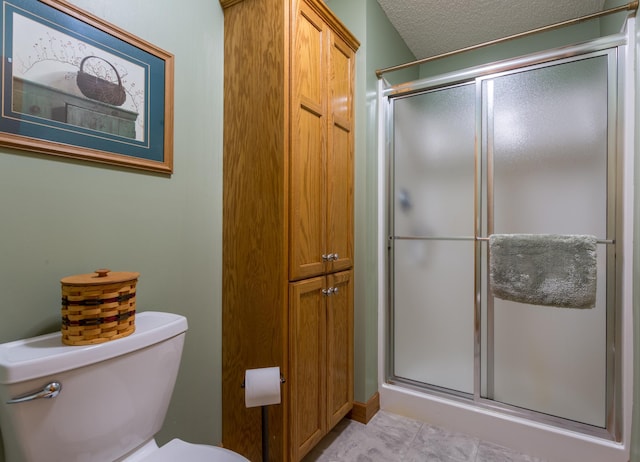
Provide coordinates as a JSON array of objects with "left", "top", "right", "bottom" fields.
[
  {"left": 0, "top": 0, "right": 224, "bottom": 459},
  {"left": 325, "top": 0, "right": 417, "bottom": 403}
]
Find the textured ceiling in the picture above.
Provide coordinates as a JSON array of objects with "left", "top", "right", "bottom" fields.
[{"left": 376, "top": 0, "right": 608, "bottom": 59}]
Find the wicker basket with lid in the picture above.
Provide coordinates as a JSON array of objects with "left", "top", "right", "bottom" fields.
[{"left": 61, "top": 269, "right": 139, "bottom": 346}]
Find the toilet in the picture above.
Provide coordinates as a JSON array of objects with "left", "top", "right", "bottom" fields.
[{"left": 0, "top": 311, "right": 248, "bottom": 462}]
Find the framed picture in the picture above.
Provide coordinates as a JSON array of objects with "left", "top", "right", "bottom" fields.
[{"left": 0, "top": 0, "right": 174, "bottom": 174}]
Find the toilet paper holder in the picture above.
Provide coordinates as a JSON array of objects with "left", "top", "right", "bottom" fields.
[
  {"left": 240, "top": 374, "right": 286, "bottom": 389},
  {"left": 241, "top": 369, "right": 285, "bottom": 462}
]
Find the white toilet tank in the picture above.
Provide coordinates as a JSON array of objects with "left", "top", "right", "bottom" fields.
[{"left": 0, "top": 311, "right": 188, "bottom": 462}]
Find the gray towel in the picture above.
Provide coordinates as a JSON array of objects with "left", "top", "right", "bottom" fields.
[{"left": 489, "top": 234, "right": 597, "bottom": 309}]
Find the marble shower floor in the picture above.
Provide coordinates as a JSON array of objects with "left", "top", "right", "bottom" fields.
[{"left": 302, "top": 411, "right": 547, "bottom": 462}]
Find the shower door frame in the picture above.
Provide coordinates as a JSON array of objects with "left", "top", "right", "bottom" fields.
[{"left": 383, "top": 35, "right": 625, "bottom": 441}]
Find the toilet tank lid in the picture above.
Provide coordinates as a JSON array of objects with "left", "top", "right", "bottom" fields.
[{"left": 0, "top": 311, "right": 188, "bottom": 385}]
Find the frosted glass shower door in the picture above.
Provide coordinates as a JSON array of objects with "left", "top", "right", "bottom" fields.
[
  {"left": 391, "top": 84, "right": 476, "bottom": 394},
  {"left": 484, "top": 55, "right": 611, "bottom": 427}
]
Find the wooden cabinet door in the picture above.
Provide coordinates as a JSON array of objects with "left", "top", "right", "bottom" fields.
[
  {"left": 326, "top": 31, "right": 355, "bottom": 275},
  {"left": 289, "top": 276, "right": 327, "bottom": 461},
  {"left": 326, "top": 270, "right": 354, "bottom": 429},
  {"left": 290, "top": 0, "right": 327, "bottom": 281},
  {"left": 290, "top": 1, "right": 355, "bottom": 281}
]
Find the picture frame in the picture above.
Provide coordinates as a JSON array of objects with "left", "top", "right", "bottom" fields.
[{"left": 0, "top": 0, "right": 174, "bottom": 174}]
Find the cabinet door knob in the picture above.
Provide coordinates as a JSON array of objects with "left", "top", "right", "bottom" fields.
[
  {"left": 322, "top": 287, "right": 339, "bottom": 296},
  {"left": 322, "top": 287, "right": 338, "bottom": 296},
  {"left": 332, "top": 253, "right": 339, "bottom": 261}
]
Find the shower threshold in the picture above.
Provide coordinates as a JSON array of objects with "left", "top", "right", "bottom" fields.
[{"left": 379, "top": 382, "right": 625, "bottom": 462}]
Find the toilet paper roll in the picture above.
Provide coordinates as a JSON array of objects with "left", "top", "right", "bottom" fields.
[{"left": 244, "top": 366, "right": 281, "bottom": 408}]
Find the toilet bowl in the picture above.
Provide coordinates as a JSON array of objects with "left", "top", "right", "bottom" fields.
[
  {"left": 123, "top": 439, "right": 247, "bottom": 462},
  {"left": 0, "top": 311, "right": 248, "bottom": 462}
]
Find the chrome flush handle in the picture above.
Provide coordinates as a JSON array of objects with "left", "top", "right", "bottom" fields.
[{"left": 7, "top": 382, "right": 62, "bottom": 404}]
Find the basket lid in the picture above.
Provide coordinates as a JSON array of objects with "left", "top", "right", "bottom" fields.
[{"left": 61, "top": 268, "right": 140, "bottom": 286}]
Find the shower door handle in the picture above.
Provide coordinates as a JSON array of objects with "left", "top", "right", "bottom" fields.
[{"left": 6, "top": 382, "right": 62, "bottom": 404}]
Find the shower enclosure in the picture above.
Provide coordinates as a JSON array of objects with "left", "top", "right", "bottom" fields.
[{"left": 384, "top": 40, "right": 622, "bottom": 440}]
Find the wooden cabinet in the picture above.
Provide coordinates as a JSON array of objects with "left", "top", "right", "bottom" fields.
[
  {"left": 289, "top": 270, "right": 353, "bottom": 461},
  {"left": 220, "top": 0, "right": 358, "bottom": 460}
]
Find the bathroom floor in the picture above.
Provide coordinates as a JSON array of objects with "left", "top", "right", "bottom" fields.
[{"left": 302, "top": 411, "right": 547, "bottom": 462}]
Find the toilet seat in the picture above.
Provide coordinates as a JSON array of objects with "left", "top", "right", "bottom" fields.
[{"left": 138, "top": 439, "right": 249, "bottom": 462}]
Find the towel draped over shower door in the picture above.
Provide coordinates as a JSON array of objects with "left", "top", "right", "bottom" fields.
[{"left": 488, "top": 233, "right": 598, "bottom": 309}]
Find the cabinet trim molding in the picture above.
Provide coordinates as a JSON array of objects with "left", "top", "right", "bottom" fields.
[
  {"left": 220, "top": 0, "right": 361, "bottom": 54},
  {"left": 301, "top": 0, "right": 360, "bottom": 52}
]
